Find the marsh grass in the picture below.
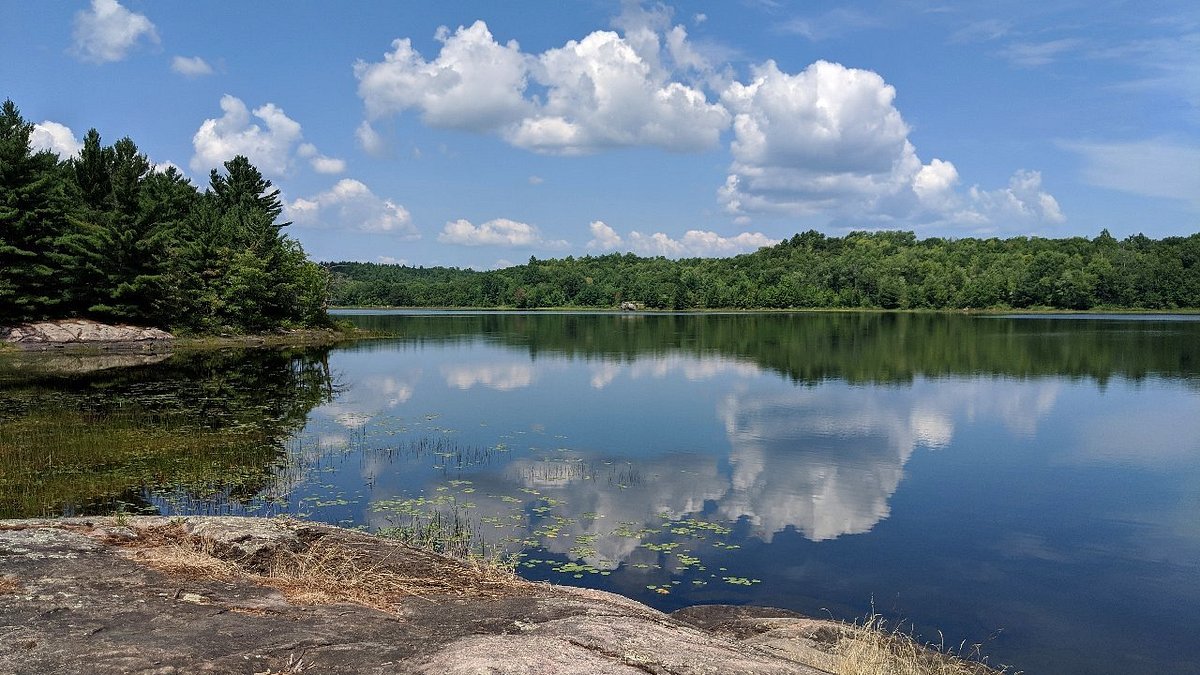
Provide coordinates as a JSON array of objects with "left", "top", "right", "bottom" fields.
[
  {"left": 376, "top": 506, "right": 520, "bottom": 574},
  {"left": 831, "top": 614, "right": 1018, "bottom": 675},
  {"left": 0, "top": 408, "right": 279, "bottom": 518}
]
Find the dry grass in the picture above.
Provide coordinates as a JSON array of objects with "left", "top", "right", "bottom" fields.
[
  {"left": 833, "top": 614, "right": 1018, "bottom": 675},
  {"left": 115, "top": 522, "right": 525, "bottom": 615},
  {"left": 253, "top": 653, "right": 310, "bottom": 674},
  {"left": 0, "top": 575, "right": 20, "bottom": 594}
]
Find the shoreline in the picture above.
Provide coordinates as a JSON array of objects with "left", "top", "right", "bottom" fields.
[
  {"left": 5, "top": 308, "right": 1196, "bottom": 357},
  {"left": 0, "top": 320, "right": 363, "bottom": 355},
  {"left": 0, "top": 516, "right": 1000, "bottom": 674},
  {"left": 330, "top": 304, "right": 1200, "bottom": 315}
]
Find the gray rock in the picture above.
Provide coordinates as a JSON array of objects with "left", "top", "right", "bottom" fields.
[
  {"left": 1, "top": 319, "right": 173, "bottom": 349},
  {"left": 0, "top": 517, "right": 833, "bottom": 674}
]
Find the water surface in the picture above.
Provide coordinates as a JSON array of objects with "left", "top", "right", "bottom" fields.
[{"left": 2, "top": 311, "right": 1198, "bottom": 675}]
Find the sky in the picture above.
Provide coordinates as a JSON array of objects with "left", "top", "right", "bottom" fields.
[{"left": 2, "top": 0, "right": 1197, "bottom": 269}]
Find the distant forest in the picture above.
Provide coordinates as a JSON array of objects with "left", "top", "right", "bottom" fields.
[
  {"left": 328, "top": 229, "right": 1200, "bottom": 310},
  {"left": 0, "top": 100, "right": 328, "bottom": 332}
]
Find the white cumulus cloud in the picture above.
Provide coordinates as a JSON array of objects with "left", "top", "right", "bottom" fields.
[
  {"left": 718, "top": 59, "right": 1064, "bottom": 230},
  {"left": 355, "top": 21, "right": 532, "bottom": 131},
  {"left": 72, "top": 0, "right": 157, "bottom": 64},
  {"left": 628, "top": 230, "right": 777, "bottom": 257},
  {"left": 965, "top": 170, "right": 1065, "bottom": 226},
  {"left": 171, "top": 55, "right": 213, "bottom": 77},
  {"left": 286, "top": 179, "right": 417, "bottom": 237},
  {"left": 720, "top": 60, "right": 920, "bottom": 216},
  {"left": 352, "top": 14, "right": 1065, "bottom": 231},
  {"left": 912, "top": 158, "right": 960, "bottom": 209},
  {"left": 438, "top": 218, "right": 567, "bottom": 248},
  {"left": 587, "top": 221, "right": 776, "bottom": 257},
  {"left": 191, "top": 95, "right": 302, "bottom": 175},
  {"left": 356, "top": 19, "right": 728, "bottom": 155},
  {"left": 507, "top": 29, "right": 729, "bottom": 154},
  {"left": 29, "top": 121, "right": 83, "bottom": 158},
  {"left": 191, "top": 95, "right": 344, "bottom": 179},
  {"left": 152, "top": 160, "right": 184, "bottom": 175},
  {"left": 586, "top": 220, "right": 624, "bottom": 250}
]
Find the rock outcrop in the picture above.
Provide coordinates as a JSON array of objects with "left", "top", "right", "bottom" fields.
[
  {"left": 2, "top": 320, "right": 173, "bottom": 349},
  {"left": 0, "top": 517, "right": 835, "bottom": 674}
]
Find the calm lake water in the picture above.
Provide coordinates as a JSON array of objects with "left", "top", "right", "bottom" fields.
[{"left": 3, "top": 311, "right": 1199, "bottom": 674}]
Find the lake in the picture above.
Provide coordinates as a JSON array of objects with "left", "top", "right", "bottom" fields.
[{"left": 2, "top": 311, "right": 1199, "bottom": 674}]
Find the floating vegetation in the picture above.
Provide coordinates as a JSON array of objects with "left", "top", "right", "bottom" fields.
[{"left": 721, "top": 576, "right": 762, "bottom": 586}]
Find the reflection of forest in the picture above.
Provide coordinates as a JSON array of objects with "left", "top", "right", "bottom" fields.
[
  {"left": 343, "top": 312, "right": 1200, "bottom": 385},
  {"left": 0, "top": 347, "right": 336, "bottom": 518}
]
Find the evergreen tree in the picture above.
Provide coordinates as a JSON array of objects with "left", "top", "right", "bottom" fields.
[
  {"left": 73, "top": 128, "right": 113, "bottom": 212},
  {"left": 61, "top": 136, "right": 167, "bottom": 322},
  {"left": 0, "top": 99, "right": 69, "bottom": 322},
  {"left": 2, "top": 100, "right": 330, "bottom": 332}
]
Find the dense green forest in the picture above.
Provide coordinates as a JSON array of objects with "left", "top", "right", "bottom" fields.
[
  {"left": 0, "top": 100, "right": 328, "bottom": 332},
  {"left": 327, "top": 228, "right": 1200, "bottom": 310}
]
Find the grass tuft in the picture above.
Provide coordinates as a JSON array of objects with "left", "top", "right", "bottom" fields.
[{"left": 832, "top": 614, "right": 1019, "bottom": 675}]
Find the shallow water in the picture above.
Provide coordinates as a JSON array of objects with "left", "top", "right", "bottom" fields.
[{"left": 2, "top": 311, "right": 1198, "bottom": 674}]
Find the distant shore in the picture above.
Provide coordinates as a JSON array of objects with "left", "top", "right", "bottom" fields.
[{"left": 329, "top": 304, "right": 1200, "bottom": 315}]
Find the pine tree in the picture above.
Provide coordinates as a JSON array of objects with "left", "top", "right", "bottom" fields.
[
  {"left": 73, "top": 128, "right": 113, "bottom": 212},
  {"left": 61, "top": 135, "right": 169, "bottom": 322},
  {"left": 4, "top": 101, "right": 330, "bottom": 331},
  {"left": 0, "top": 99, "right": 70, "bottom": 322}
]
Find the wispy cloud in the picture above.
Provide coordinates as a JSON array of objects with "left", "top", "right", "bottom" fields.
[
  {"left": 998, "top": 38, "right": 1084, "bottom": 67},
  {"left": 777, "top": 8, "right": 882, "bottom": 41},
  {"left": 1065, "top": 139, "right": 1200, "bottom": 205},
  {"left": 949, "top": 18, "right": 1012, "bottom": 44}
]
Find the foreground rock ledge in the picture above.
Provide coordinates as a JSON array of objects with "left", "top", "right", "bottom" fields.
[{"left": 0, "top": 517, "right": 844, "bottom": 675}]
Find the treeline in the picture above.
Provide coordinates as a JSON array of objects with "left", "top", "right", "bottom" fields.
[
  {"left": 0, "top": 100, "right": 328, "bottom": 332},
  {"left": 328, "top": 229, "right": 1200, "bottom": 310}
]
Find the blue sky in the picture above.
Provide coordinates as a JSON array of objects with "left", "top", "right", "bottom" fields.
[{"left": 3, "top": 0, "right": 1197, "bottom": 268}]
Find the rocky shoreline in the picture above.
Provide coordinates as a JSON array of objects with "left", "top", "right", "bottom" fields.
[
  {"left": 1, "top": 319, "right": 173, "bottom": 351},
  {"left": 0, "top": 517, "right": 858, "bottom": 674},
  {"left": 0, "top": 320, "right": 355, "bottom": 356}
]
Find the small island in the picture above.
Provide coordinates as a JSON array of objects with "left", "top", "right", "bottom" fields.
[{"left": 1, "top": 100, "right": 328, "bottom": 337}]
